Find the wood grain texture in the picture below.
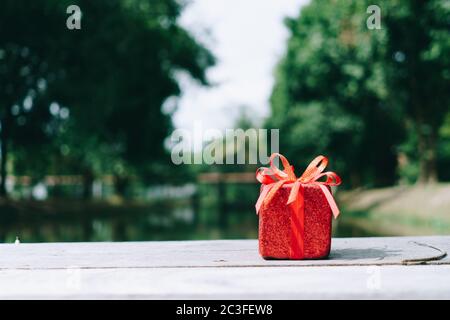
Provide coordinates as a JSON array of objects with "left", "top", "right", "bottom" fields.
[
  {"left": 0, "top": 236, "right": 448, "bottom": 269},
  {"left": 0, "top": 236, "right": 448, "bottom": 299}
]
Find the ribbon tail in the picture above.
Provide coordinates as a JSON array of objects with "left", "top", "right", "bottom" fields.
[
  {"left": 289, "top": 184, "right": 304, "bottom": 259},
  {"left": 318, "top": 184, "right": 340, "bottom": 219},
  {"left": 287, "top": 181, "right": 301, "bottom": 205},
  {"left": 255, "top": 184, "right": 273, "bottom": 214}
]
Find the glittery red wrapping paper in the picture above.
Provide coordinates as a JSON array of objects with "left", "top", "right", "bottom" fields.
[{"left": 258, "top": 184, "right": 332, "bottom": 259}]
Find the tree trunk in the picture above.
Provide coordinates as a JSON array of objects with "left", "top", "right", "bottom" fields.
[
  {"left": 0, "top": 119, "right": 9, "bottom": 197},
  {"left": 349, "top": 171, "right": 362, "bottom": 189},
  {"left": 114, "top": 175, "right": 130, "bottom": 198},
  {"left": 426, "top": 129, "right": 438, "bottom": 183},
  {"left": 416, "top": 124, "right": 438, "bottom": 184},
  {"left": 82, "top": 170, "right": 94, "bottom": 200}
]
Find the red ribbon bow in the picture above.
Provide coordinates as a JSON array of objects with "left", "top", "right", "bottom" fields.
[
  {"left": 256, "top": 153, "right": 341, "bottom": 217},
  {"left": 255, "top": 153, "right": 341, "bottom": 259}
]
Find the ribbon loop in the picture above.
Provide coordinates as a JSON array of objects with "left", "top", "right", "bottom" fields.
[
  {"left": 298, "top": 155, "right": 328, "bottom": 183},
  {"left": 314, "top": 171, "right": 342, "bottom": 186},
  {"left": 269, "top": 153, "right": 296, "bottom": 181},
  {"left": 255, "top": 153, "right": 341, "bottom": 218}
]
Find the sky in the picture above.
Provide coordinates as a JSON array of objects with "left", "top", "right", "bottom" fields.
[{"left": 173, "top": 0, "right": 309, "bottom": 134}]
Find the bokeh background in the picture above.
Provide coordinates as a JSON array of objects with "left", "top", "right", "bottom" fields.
[{"left": 0, "top": 0, "right": 449, "bottom": 243}]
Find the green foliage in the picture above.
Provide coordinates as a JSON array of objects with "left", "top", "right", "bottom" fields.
[
  {"left": 382, "top": 0, "right": 450, "bottom": 183},
  {"left": 269, "top": 0, "right": 450, "bottom": 187},
  {"left": 438, "top": 113, "right": 450, "bottom": 181},
  {"left": 0, "top": 0, "right": 214, "bottom": 195}
]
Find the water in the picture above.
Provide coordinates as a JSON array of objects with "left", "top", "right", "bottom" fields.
[{"left": 0, "top": 200, "right": 374, "bottom": 243}]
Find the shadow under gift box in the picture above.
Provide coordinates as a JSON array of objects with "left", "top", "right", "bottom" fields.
[{"left": 258, "top": 184, "right": 333, "bottom": 260}]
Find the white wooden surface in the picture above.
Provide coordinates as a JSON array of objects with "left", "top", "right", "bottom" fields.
[{"left": 0, "top": 236, "right": 449, "bottom": 299}]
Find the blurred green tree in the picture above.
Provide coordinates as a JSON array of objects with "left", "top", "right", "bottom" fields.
[
  {"left": 0, "top": 0, "right": 214, "bottom": 197},
  {"left": 269, "top": 0, "right": 449, "bottom": 187},
  {"left": 269, "top": 0, "right": 403, "bottom": 188},
  {"left": 383, "top": 0, "right": 450, "bottom": 183}
]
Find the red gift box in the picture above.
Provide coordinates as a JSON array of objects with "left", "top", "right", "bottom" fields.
[{"left": 255, "top": 153, "right": 341, "bottom": 260}]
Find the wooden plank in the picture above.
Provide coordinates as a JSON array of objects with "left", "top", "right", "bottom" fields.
[
  {"left": 0, "top": 236, "right": 449, "bottom": 299},
  {"left": 0, "top": 236, "right": 448, "bottom": 270},
  {"left": 0, "top": 265, "right": 449, "bottom": 299}
]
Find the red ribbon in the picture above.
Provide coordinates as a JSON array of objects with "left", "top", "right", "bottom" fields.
[{"left": 255, "top": 153, "right": 342, "bottom": 259}]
